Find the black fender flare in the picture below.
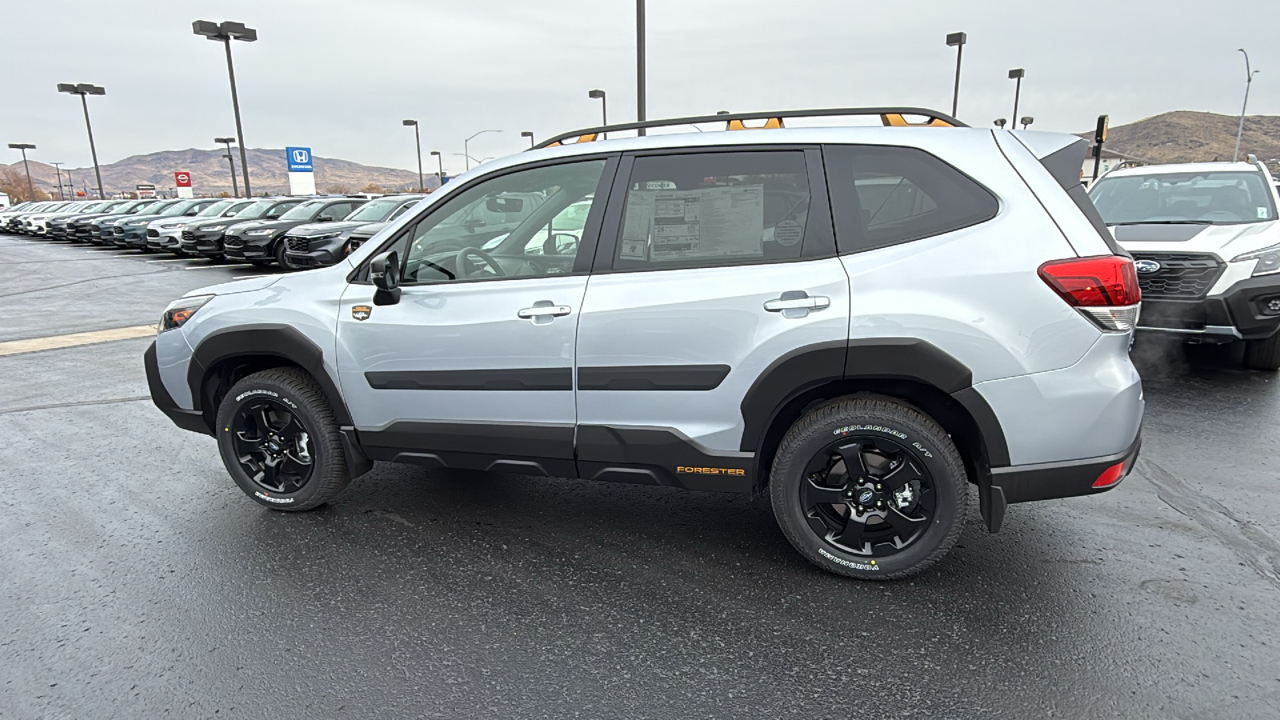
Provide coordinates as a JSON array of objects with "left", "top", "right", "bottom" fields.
[
  {"left": 738, "top": 337, "right": 1010, "bottom": 467},
  {"left": 186, "top": 323, "right": 353, "bottom": 427}
]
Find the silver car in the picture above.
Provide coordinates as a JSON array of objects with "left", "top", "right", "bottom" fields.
[{"left": 145, "top": 107, "right": 1144, "bottom": 580}]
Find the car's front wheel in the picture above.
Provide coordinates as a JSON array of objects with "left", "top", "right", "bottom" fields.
[
  {"left": 1244, "top": 333, "right": 1280, "bottom": 371},
  {"left": 215, "top": 368, "right": 352, "bottom": 511},
  {"left": 769, "top": 395, "right": 968, "bottom": 580}
]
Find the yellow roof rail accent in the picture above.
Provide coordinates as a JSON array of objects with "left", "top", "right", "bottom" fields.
[
  {"left": 881, "top": 113, "right": 955, "bottom": 128},
  {"left": 542, "top": 132, "right": 599, "bottom": 148},
  {"left": 726, "top": 117, "right": 785, "bottom": 131}
]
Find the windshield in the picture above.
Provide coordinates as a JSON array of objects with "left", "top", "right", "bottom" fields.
[
  {"left": 196, "top": 200, "right": 235, "bottom": 217},
  {"left": 223, "top": 201, "right": 254, "bottom": 217},
  {"left": 345, "top": 197, "right": 414, "bottom": 223},
  {"left": 1090, "top": 171, "right": 1278, "bottom": 225},
  {"left": 144, "top": 201, "right": 181, "bottom": 215},
  {"left": 278, "top": 200, "right": 325, "bottom": 221},
  {"left": 231, "top": 200, "right": 279, "bottom": 220}
]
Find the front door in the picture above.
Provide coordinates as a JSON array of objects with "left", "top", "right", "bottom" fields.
[{"left": 336, "top": 156, "right": 616, "bottom": 476}]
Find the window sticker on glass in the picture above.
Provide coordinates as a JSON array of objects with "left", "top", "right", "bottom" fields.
[
  {"left": 647, "top": 185, "right": 765, "bottom": 261},
  {"left": 1260, "top": 207, "right": 1270, "bottom": 219},
  {"left": 620, "top": 192, "right": 655, "bottom": 259}
]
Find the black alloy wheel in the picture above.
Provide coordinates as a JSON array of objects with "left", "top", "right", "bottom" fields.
[
  {"left": 230, "top": 397, "right": 316, "bottom": 494},
  {"left": 801, "top": 436, "right": 934, "bottom": 557}
]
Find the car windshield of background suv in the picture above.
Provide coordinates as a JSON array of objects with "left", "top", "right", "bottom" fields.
[
  {"left": 194, "top": 200, "right": 236, "bottom": 217},
  {"left": 156, "top": 201, "right": 199, "bottom": 217},
  {"left": 344, "top": 197, "right": 413, "bottom": 223},
  {"left": 278, "top": 200, "right": 326, "bottom": 221},
  {"left": 1089, "top": 171, "right": 1278, "bottom": 225}
]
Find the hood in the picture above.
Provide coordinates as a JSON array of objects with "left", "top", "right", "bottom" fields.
[
  {"left": 1113, "top": 221, "right": 1279, "bottom": 258},
  {"left": 187, "top": 274, "right": 282, "bottom": 298},
  {"left": 238, "top": 218, "right": 311, "bottom": 234},
  {"left": 288, "top": 220, "right": 364, "bottom": 236},
  {"left": 223, "top": 219, "right": 271, "bottom": 234}
]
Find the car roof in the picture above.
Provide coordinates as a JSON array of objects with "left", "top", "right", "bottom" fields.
[{"left": 1104, "top": 162, "right": 1264, "bottom": 178}]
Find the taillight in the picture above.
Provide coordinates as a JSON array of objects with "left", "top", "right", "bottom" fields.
[{"left": 1038, "top": 255, "right": 1141, "bottom": 331}]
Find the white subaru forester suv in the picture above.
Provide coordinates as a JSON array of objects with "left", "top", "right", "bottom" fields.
[{"left": 1089, "top": 160, "right": 1280, "bottom": 370}]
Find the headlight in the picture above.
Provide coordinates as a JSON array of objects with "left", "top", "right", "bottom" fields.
[
  {"left": 202, "top": 224, "right": 226, "bottom": 232},
  {"left": 160, "top": 222, "right": 186, "bottom": 230},
  {"left": 310, "top": 232, "right": 342, "bottom": 241},
  {"left": 126, "top": 219, "right": 148, "bottom": 227},
  {"left": 1232, "top": 243, "right": 1280, "bottom": 276},
  {"left": 246, "top": 228, "right": 276, "bottom": 236},
  {"left": 160, "top": 295, "right": 213, "bottom": 332}
]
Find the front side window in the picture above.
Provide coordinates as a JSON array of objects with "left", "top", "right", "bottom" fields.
[
  {"left": 613, "top": 151, "right": 812, "bottom": 270},
  {"left": 826, "top": 145, "right": 998, "bottom": 253},
  {"left": 318, "top": 202, "right": 360, "bottom": 221},
  {"left": 1089, "top": 171, "right": 1277, "bottom": 225},
  {"left": 394, "top": 159, "right": 607, "bottom": 285}
]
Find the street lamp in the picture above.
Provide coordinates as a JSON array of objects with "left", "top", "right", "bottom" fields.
[
  {"left": 50, "top": 162, "right": 65, "bottom": 200},
  {"left": 429, "top": 150, "right": 444, "bottom": 184},
  {"left": 403, "top": 119, "right": 424, "bottom": 192},
  {"left": 589, "top": 89, "right": 607, "bottom": 138},
  {"left": 1020, "top": 116, "right": 1034, "bottom": 130},
  {"left": 463, "top": 129, "right": 500, "bottom": 172},
  {"left": 7, "top": 143, "right": 36, "bottom": 201},
  {"left": 193, "top": 20, "right": 257, "bottom": 197},
  {"left": 56, "top": 83, "right": 106, "bottom": 200},
  {"left": 946, "top": 32, "right": 966, "bottom": 118},
  {"left": 993, "top": 118, "right": 1008, "bottom": 129},
  {"left": 1234, "top": 49, "right": 1260, "bottom": 163},
  {"left": 521, "top": 131, "right": 535, "bottom": 148},
  {"left": 636, "top": 0, "right": 646, "bottom": 135},
  {"left": 1008, "top": 69, "right": 1025, "bottom": 129},
  {"left": 215, "top": 137, "right": 239, "bottom": 196}
]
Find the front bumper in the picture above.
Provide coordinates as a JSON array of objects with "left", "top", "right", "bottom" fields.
[
  {"left": 181, "top": 229, "right": 226, "bottom": 257},
  {"left": 144, "top": 340, "right": 209, "bottom": 435},
  {"left": 223, "top": 233, "right": 277, "bottom": 261},
  {"left": 147, "top": 227, "right": 185, "bottom": 251},
  {"left": 1138, "top": 275, "right": 1280, "bottom": 342},
  {"left": 117, "top": 226, "right": 149, "bottom": 248},
  {"left": 283, "top": 234, "right": 346, "bottom": 268}
]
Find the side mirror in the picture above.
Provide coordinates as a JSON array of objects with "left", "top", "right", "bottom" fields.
[
  {"left": 316, "top": 215, "right": 334, "bottom": 223},
  {"left": 369, "top": 251, "right": 401, "bottom": 306}
]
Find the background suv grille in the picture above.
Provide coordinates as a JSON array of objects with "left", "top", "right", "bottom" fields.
[
  {"left": 146, "top": 228, "right": 160, "bottom": 238},
  {"left": 224, "top": 236, "right": 244, "bottom": 248},
  {"left": 1131, "top": 252, "right": 1225, "bottom": 300},
  {"left": 286, "top": 236, "right": 308, "bottom": 252},
  {"left": 181, "top": 230, "right": 196, "bottom": 242}
]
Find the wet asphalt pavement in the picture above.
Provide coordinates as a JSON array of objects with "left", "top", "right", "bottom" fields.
[{"left": 1, "top": 234, "right": 1278, "bottom": 719}]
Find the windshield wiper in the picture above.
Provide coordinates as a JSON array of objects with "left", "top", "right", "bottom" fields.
[{"left": 1110, "top": 220, "right": 1213, "bottom": 226}]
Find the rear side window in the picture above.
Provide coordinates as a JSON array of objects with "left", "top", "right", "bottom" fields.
[
  {"left": 612, "top": 150, "right": 812, "bottom": 270},
  {"left": 825, "top": 145, "right": 998, "bottom": 253}
]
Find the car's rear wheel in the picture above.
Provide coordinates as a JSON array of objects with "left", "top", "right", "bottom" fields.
[
  {"left": 275, "top": 241, "right": 294, "bottom": 271},
  {"left": 1244, "top": 333, "right": 1280, "bottom": 371},
  {"left": 769, "top": 395, "right": 967, "bottom": 580},
  {"left": 215, "top": 368, "right": 351, "bottom": 511}
]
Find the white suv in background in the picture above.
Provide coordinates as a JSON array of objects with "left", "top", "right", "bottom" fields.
[{"left": 1090, "top": 160, "right": 1280, "bottom": 370}]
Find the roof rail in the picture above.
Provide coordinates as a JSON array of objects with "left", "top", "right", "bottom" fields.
[{"left": 534, "top": 106, "right": 966, "bottom": 149}]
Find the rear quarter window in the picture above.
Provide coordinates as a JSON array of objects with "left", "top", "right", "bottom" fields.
[{"left": 824, "top": 144, "right": 998, "bottom": 254}]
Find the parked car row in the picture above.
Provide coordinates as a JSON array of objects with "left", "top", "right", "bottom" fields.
[{"left": 0, "top": 194, "right": 425, "bottom": 270}]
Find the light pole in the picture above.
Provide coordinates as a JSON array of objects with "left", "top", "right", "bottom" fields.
[
  {"left": 430, "top": 150, "right": 444, "bottom": 185},
  {"left": 1020, "top": 116, "right": 1034, "bottom": 130},
  {"left": 946, "top": 32, "right": 966, "bottom": 118},
  {"left": 50, "top": 162, "right": 65, "bottom": 200},
  {"left": 993, "top": 118, "right": 1007, "bottom": 129},
  {"left": 589, "top": 89, "right": 607, "bottom": 138},
  {"left": 7, "top": 143, "right": 36, "bottom": 201},
  {"left": 1008, "top": 69, "right": 1025, "bottom": 129},
  {"left": 403, "top": 119, "right": 424, "bottom": 192},
  {"left": 56, "top": 83, "right": 106, "bottom": 200},
  {"left": 193, "top": 20, "right": 257, "bottom": 197},
  {"left": 214, "top": 137, "right": 239, "bottom": 196},
  {"left": 463, "top": 129, "right": 500, "bottom": 172},
  {"left": 1234, "top": 49, "right": 1260, "bottom": 163},
  {"left": 521, "top": 131, "right": 535, "bottom": 148},
  {"left": 636, "top": 0, "right": 646, "bottom": 136}
]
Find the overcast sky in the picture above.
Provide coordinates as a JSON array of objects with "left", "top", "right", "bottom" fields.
[{"left": 3, "top": 0, "right": 1278, "bottom": 176}]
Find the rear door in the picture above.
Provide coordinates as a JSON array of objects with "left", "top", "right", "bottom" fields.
[{"left": 575, "top": 147, "right": 850, "bottom": 490}]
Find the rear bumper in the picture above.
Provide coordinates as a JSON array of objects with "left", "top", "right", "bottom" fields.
[
  {"left": 991, "top": 432, "right": 1141, "bottom": 504},
  {"left": 1139, "top": 276, "right": 1280, "bottom": 342}
]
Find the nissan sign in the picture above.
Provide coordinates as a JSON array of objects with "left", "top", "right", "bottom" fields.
[{"left": 174, "top": 172, "right": 192, "bottom": 188}]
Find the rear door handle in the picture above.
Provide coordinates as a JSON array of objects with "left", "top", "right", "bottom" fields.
[
  {"left": 518, "top": 301, "right": 572, "bottom": 324},
  {"left": 764, "top": 291, "right": 830, "bottom": 318}
]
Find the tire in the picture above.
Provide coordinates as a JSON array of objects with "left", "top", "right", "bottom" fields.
[
  {"left": 215, "top": 368, "right": 351, "bottom": 511},
  {"left": 769, "top": 395, "right": 968, "bottom": 580},
  {"left": 1244, "top": 333, "right": 1280, "bottom": 371},
  {"left": 275, "top": 241, "right": 293, "bottom": 271}
]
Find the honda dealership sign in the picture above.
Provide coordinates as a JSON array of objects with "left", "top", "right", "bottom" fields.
[
  {"left": 285, "top": 146, "right": 316, "bottom": 195},
  {"left": 174, "top": 171, "right": 193, "bottom": 199}
]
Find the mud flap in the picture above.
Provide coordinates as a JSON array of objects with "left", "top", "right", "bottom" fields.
[
  {"left": 978, "top": 473, "right": 1006, "bottom": 533},
  {"left": 340, "top": 426, "right": 374, "bottom": 478}
]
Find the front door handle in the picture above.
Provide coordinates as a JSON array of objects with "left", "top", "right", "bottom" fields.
[
  {"left": 517, "top": 301, "right": 572, "bottom": 324},
  {"left": 764, "top": 291, "right": 830, "bottom": 318}
]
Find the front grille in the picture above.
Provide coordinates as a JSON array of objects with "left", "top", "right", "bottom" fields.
[
  {"left": 224, "top": 236, "right": 244, "bottom": 248},
  {"left": 181, "top": 230, "right": 197, "bottom": 242},
  {"left": 146, "top": 228, "right": 160, "bottom": 238},
  {"left": 286, "top": 236, "right": 308, "bottom": 252},
  {"left": 1132, "top": 252, "right": 1225, "bottom": 300},
  {"left": 113, "top": 227, "right": 124, "bottom": 235}
]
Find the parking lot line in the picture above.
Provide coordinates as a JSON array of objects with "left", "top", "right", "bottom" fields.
[
  {"left": 145, "top": 258, "right": 192, "bottom": 263},
  {"left": 187, "top": 263, "right": 252, "bottom": 270},
  {"left": 0, "top": 325, "right": 157, "bottom": 357}
]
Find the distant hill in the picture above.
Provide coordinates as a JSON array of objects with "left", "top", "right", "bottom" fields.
[
  {"left": 2, "top": 148, "right": 440, "bottom": 197},
  {"left": 1085, "top": 111, "right": 1280, "bottom": 165}
]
